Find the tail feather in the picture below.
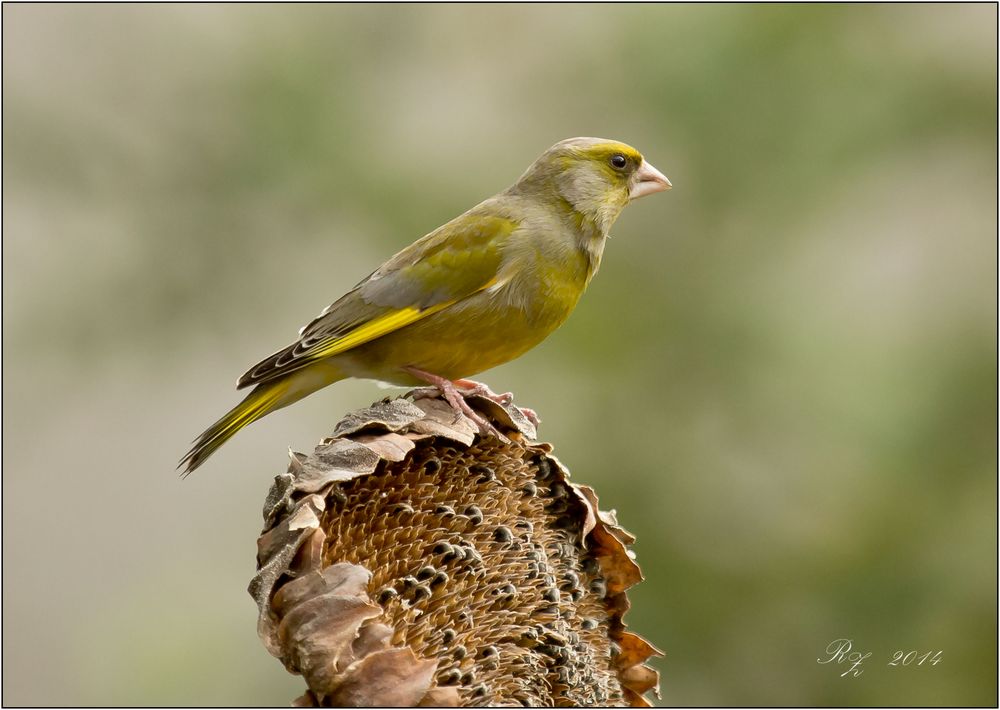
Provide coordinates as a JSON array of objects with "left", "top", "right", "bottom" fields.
[{"left": 179, "top": 381, "right": 289, "bottom": 476}]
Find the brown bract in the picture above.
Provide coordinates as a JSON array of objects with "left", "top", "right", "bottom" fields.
[{"left": 249, "top": 393, "right": 662, "bottom": 707}]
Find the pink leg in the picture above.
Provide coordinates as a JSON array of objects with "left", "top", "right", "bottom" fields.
[
  {"left": 452, "top": 378, "right": 514, "bottom": 405},
  {"left": 514, "top": 406, "right": 540, "bottom": 427},
  {"left": 403, "top": 367, "right": 500, "bottom": 435},
  {"left": 411, "top": 373, "right": 540, "bottom": 428}
]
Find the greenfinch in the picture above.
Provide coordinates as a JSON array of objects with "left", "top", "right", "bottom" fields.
[{"left": 180, "top": 137, "right": 670, "bottom": 474}]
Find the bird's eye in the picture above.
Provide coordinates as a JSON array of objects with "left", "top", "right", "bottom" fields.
[{"left": 610, "top": 153, "right": 628, "bottom": 170}]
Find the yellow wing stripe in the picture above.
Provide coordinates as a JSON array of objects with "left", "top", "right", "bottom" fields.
[
  {"left": 302, "top": 277, "right": 498, "bottom": 363},
  {"left": 308, "top": 306, "right": 435, "bottom": 359}
]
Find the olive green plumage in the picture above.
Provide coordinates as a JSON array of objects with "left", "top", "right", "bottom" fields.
[{"left": 180, "top": 137, "right": 671, "bottom": 474}]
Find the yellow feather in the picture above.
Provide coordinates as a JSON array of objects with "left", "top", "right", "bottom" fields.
[
  {"left": 179, "top": 380, "right": 289, "bottom": 475},
  {"left": 301, "top": 280, "right": 495, "bottom": 364},
  {"left": 307, "top": 306, "right": 432, "bottom": 360}
]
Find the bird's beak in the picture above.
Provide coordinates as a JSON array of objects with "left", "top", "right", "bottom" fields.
[{"left": 629, "top": 160, "right": 672, "bottom": 200}]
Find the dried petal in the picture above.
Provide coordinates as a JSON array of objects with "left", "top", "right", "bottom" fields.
[
  {"left": 355, "top": 432, "right": 416, "bottom": 461},
  {"left": 332, "top": 399, "right": 427, "bottom": 438},
  {"left": 327, "top": 648, "right": 438, "bottom": 707}
]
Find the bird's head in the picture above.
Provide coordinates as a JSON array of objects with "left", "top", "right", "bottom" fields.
[{"left": 512, "top": 137, "right": 671, "bottom": 235}]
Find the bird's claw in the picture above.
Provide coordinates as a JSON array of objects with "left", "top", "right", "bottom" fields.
[
  {"left": 456, "top": 380, "right": 539, "bottom": 426},
  {"left": 406, "top": 368, "right": 508, "bottom": 439},
  {"left": 408, "top": 371, "right": 538, "bottom": 434},
  {"left": 408, "top": 386, "right": 444, "bottom": 402},
  {"left": 441, "top": 384, "right": 498, "bottom": 435},
  {"left": 518, "top": 407, "right": 541, "bottom": 427},
  {"left": 452, "top": 379, "right": 513, "bottom": 405}
]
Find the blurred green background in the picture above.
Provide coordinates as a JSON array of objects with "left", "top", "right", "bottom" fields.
[{"left": 2, "top": 4, "right": 996, "bottom": 706}]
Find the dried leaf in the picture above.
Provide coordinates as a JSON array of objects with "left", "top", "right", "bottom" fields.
[
  {"left": 408, "top": 397, "right": 478, "bottom": 445},
  {"left": 417, "top": 686, "right": 462, "bottom": 707},
  {"left": 619, "top": 664, "right": 660, "bottom": 696},
  {"left": 615, "top": 632, "right": 664, "bottom": 670},
  {"left": 351, "top": 622, "right": 394, "bottom": 658},
  {"left": 355, "top": 432, "right": 416, "bottom": 461},
  {"left": 262, "top": 472, "right": 296, "bottom": 530},
  {"left": 291, "top": 690, "right": 317, "bottom": 707},
  {"left": 623, "top": 687, "right": 654, "bottom": 708},
  {"left": 465, "top": 394, "right": 537, "bottom": 439},
  {"left": 292, "top": 527, "right": 327, "bottom": 576},
  {"left": 279, "top": 595, "right": 382, "bottom": 674},
  {"left": 272, "top": 564, "right": 371, "bottom": 614},
  {"left": 294, "top": 439, "right": 383, "bottom": 493},
  {"left": 332, "top": 399, "right": 427, "bottom": 438},
  {"left": 327, "top": 648, "right": 439, "bottom": 707}
]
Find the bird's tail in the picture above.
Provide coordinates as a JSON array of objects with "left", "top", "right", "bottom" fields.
[{"left": 179, "top": 379, "right": 292, "bottom": 476}]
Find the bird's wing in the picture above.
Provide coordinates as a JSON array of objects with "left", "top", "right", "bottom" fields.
[{"left": 237, "top": 212, "right": 517, "bottom": 389}]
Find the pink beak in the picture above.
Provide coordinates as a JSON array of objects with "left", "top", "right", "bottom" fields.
[{"left": 629, "top": 160, "right": 672, "bottom": 200}]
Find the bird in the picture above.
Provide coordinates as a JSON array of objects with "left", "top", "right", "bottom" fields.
[{"left": 180, "top": 137, "right": 671, "bottom": 474}]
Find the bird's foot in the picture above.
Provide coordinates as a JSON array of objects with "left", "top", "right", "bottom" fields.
[
  {"left": 451, "top": 378, "right": 513, "bottom": 405},
  {"left": 404, "top": 368, "right": 503, "bottom": 437},
  {"left": 516, "top": 406, "right": 540, "bottom": 427},
  {"left": 453, "top": 378, "right": 540, "bottom": 427}
]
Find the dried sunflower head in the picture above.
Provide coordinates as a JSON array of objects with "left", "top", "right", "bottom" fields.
[{"left": 250, "top": 394, "right": 662, "bottom": 707}]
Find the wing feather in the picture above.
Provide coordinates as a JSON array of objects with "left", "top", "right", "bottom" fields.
[{"left": 237, "top": 210, "right": 516, "bottom": 388}]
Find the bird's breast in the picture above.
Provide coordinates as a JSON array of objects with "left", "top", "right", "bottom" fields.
[
  {"left": 496, "top": 228, "right": 597, "bottom": 325},
  {"left": 335, "top": 243, "right": 592, "bottom": 384}
]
